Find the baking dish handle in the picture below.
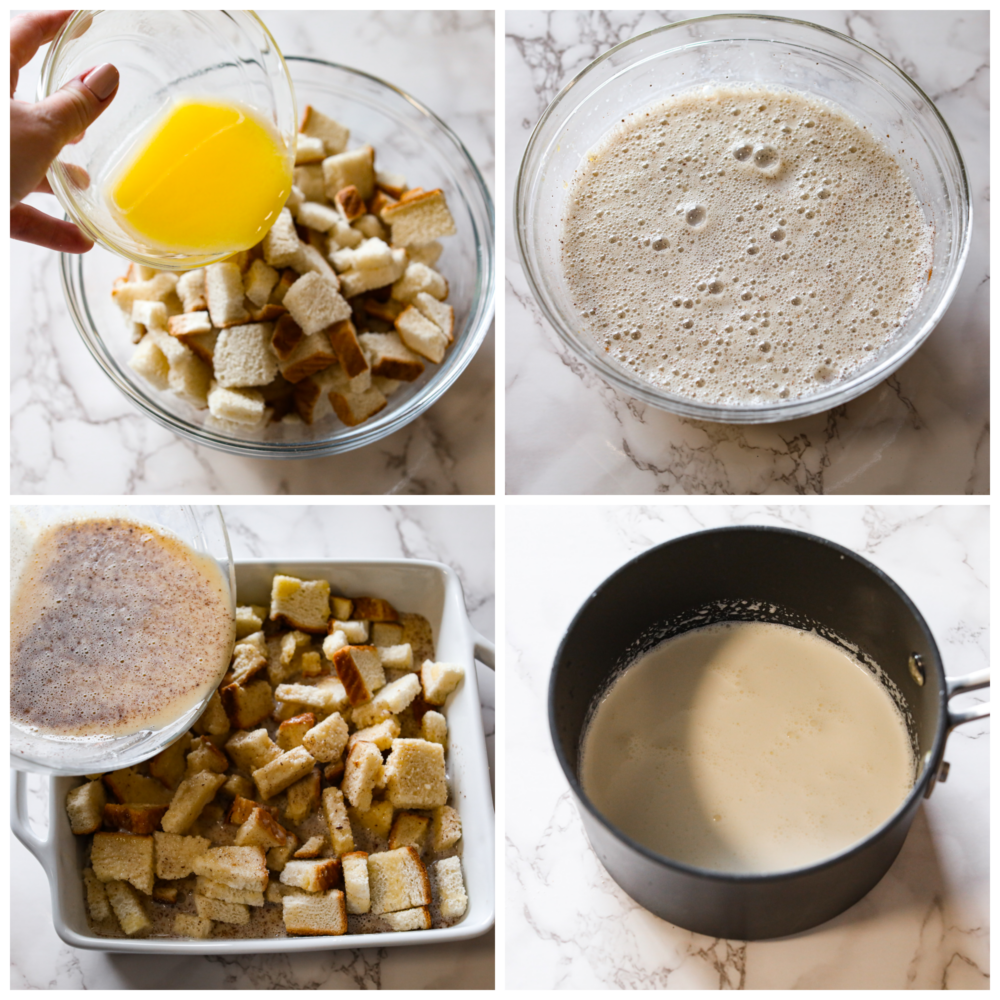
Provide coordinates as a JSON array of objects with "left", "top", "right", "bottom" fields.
[
  {"left": 473, "top": 631, "right": 495, "bottom": 670},
  {"left": 11, "top": 769, "right": 54, "bottom": 875}
]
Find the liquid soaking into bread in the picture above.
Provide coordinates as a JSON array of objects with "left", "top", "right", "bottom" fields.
[
  {"left": 11, "top": 516, "right": 234, "bottom": 741},
  {"left": 561, "top": 85, "right": 933, "bottom": 404},
  {"left": 580, "top": 622, "right": 915, "bottom": 874}
]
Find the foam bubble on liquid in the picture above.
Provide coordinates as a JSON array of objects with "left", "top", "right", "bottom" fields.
[{"left": 561, "top": 84, "right": 933, "bottom": 405}]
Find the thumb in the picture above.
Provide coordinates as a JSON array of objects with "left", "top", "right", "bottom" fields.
[{"left": 33, "top": 63, "right": 119, "bottom": 153}]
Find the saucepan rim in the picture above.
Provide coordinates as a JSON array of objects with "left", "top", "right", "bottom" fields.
[{"left": 549, "top": 524, "right": 947, "bottom": 885}]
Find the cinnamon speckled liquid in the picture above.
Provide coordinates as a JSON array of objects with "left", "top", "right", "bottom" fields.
[
  {"left": 11, "top": 517, "right": 234, "bottom": 739},
  {"left": 561, "top": 85, "right": 933, "bottom": 404},
  {"left": 580, "top": 622, "right": 915, "bottom": 873}
]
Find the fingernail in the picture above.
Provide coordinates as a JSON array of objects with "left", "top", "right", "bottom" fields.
[{"left": 82, "top": 63, "right": 118, "bottom": 101}]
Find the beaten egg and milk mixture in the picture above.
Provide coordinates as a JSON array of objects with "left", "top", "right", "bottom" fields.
[{"left": 581, "top": 621, "right": 915, "bottom": 874}]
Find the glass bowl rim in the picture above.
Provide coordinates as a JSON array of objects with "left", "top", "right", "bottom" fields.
[
  {"left": 514, "top": 12, "right": 972, "bottom": 424},
  {"left": 59, "top": 54, "right": 496, "bottom": 459}
]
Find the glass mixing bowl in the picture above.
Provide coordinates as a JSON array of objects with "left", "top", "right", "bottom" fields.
[
  {"left": 60, "top": 56, "right": 495, "bottom": 458},
  {"left": 10, "top": 504, "right": 235, "bottom": 776},
  {"left": 515, "top": 14, "right": 972, "bottom": 424},
  {"left": 38, "top": 10, "right": 296, "bottom": 271}
]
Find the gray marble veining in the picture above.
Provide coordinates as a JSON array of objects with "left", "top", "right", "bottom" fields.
[{"left": 505, "top": 11, "right": 988, "bottom": 495}]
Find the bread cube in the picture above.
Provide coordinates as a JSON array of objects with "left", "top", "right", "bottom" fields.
[
  {"left": 226, "top": 795, "right": 258, "bottom": 826},
  {"left": 294, "top": 835, "right": 326, "bottom": 859},
  {"left": 298, "top": 200, "right": 340, "bottom": 232},
  {"left": 266, "top": 833, "right": 300, "bottom": 874},
  {"left": 352, "top": 674, "right": 422, "bottom": 729},
  {"left": 277, "top": 712, "right": 316, "bottom": 751},
  {"left": 128, "top": 336, "right": 170, "bottom": 390},
  {"left": 195, "top": 893, "right": 249, "bottom": 925},
  {"left": 225, "top": 728, "right": 281, "bottom": 772},
  {"left": 207, "top": 382, "right": 266, "bottom": 426},
  {"left": 82, "top": 867, "right": 112, "bottom": 921},
  {"left": 133, "top": 299, "right": 169, "bottom": 330},
  {"left": 283, "top": 272, "right": 351, "bottom": 336},
  {"left": 323, "top": 146, "right": 375, "bottom": 201},
  {"left": 396, "top": 305, "right": 448, "bottom": 364},
  {"left": 331, "top": 375, "right": 390, "bottom": 425},
  {"left": 347, "top": 800, "right": 395, "bottom": 841},
  {"left": 91, "top": 832, "right": 155, "bottom": 895},
  {"left": 222, "top": 774, "right": 255, "bottom": 800},
  {"left": 301, "top": 711, "right": 349, "bottom": 763},
  {"left": 388, "top": 812, "right": 430, "bottom": 853},
  {"left": 204, "top": 261, "right": 250, "bottom": 328},
  {"left": 66, "top": 780, "right": 107, "bottom": 835},
  {"left": 221, "top": 678, "right": 274, "bottom": 730},
  {"left": 160, "top": 771, "right": 227, "bottom": 834},
  {"left": 283, "top": 889, "right": 348, "bottom": 935},
  {"left": 253, "top": 746, "right": 317, "bottom": 800},
  {"left": 234, "top": 806, "right": 289, "bottom": 850},
  {"left": 191, "top": 845, "right": 268, "bottom": 892},
  {"left": 174, "top": 912, "right": 213, "bottom": 939},
  {"left": 229, "top": 639, "right": 268, "bottom": 687},
  {"left": 103, "top": 768, "right": 174, "bottom": 806},
  {"left": 351, "top": 597, "right": 399, "bottom": 622},
  {"left": 379, "top": 643, "right": 414, "bottom": 671},
  {"left": 193, "top": 691, "right": 230, "bottom": 738},
  {"left": 333, "top": 645, "right": 386, "bottom": 706},
  {"left": 392, "top": 262, "right": 448, "bottom": 304},
  {"left": 327, "top": 318, "right": 370, "bottom": 378},
  {"left": 166, "top": 309, "right": 211, "bottom": 339},
  {"left": 371, "top": 622, "right": 404, "bottom": 647},
  {"left": 421, "top": 660, "right": 465, "bottom": 705},
  {"left": 300, "top": 105, "right": 349, "bottom": 155},
  {"left": 384, "top": 739, "right": 447, "bottom": 809},
  {"left": 284, "top": 768, "right": 321, "bottom": 825},
  {"left": 348, "top": 716, "right": 401, "bottom": 752},
  {"left": 195, "top": 876, "right": 265, "bottom": 907},
  {"left": 294, "top": 163, "right": 326, "bottom": 203},
  {"left": 263, "top": 208, "right": 302, "bottom": 268},
  {"left": 342, "top": 851, "right": 370, "bottom": 914},
  {"left": 295, "top": 133, "right": 326, "bottom": 165},
  {"left": 382, "top": 189, "right": 456, "bottom": 247},
  {"left": 434, "top": 856, "right": 468, "bottom": 918},
  {"left": 280, "top": 858, "right": 341, "bottom": 893},
  {"left": 367, "top": 846, "right": 431, "bottom": 914},
  {"left": 358, "top": 331, "right": 425, "bottom": 381},
  {"left": 153, "top": 831, "right": 210, "bottom": 880},
  {"left": 177, "top": 268, "right": 207, "bottom": 312},
  {"left": 102, "top": 803, "right": 168, "bottom": 836},
  {"left": 415, "top": 291, "right": 455, "bottom": 343},
  {"left": 185, "top": 736, "right": 229, "bottom": 777},
  {"left": 270, "top": 575, "right": 331, "bottom": 633},
  {"left": 335, "top": 184, "right": 365, "bottom": 221},
  {"left": 321, "top": 786, "right": 355, "bottom": 856},
  {"left": 331, "top": 619, "right": 369, "bottom": 644},
  {"left": 384, "top": 906, "right": 432, "bottom": 931},
  {"left": 421, "top": 710, "right": 448, "bottom": 746},
  {"left": 105, "top": 880, "right": 151, "bottom": 935},
  {"left": 235, "top": 604, "right": 266, "bottom": 639},
  {"left": 274, "top": 679, "right": 348, "bottom": 716},
  {"left": 342, "top": 741, "right": 385, "bottom": 812},
  {"left": 213, "top": 323, "right": 279, "bottom": 389}
]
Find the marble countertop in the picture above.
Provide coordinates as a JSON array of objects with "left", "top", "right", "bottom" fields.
[
  {"left": 506, "top": 505, "right": 988, "bottom": 988},
  {"left": 11, "top": 505, "right": 494, "bottom": 989},
  {"left": 11, "top": 11, "right": 495, "bottom": 495},
  {"left": 505, "top": 11, "right": 988, "bottom": 494}
]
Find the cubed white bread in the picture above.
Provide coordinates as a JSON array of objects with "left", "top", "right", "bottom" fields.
[
  {"left": 375, "top": 170, "right": 407, "bottom": 198},
  {"left": 253, "top": 745, "right": 317, "bottom": 800},
  {"left": 235, "top": 605, "right": 265, "bottom": 639},
  {"left": 322, "top": 630, "right": 349, "bottom": 660},
  {"left": 66, "top": 780, "right": 107, "bottom": 835},
  {"left": 333, "top": 237, "right": 392, "bottom": 272},
  {"left": 352, "top": 674, "right": 422, "bottom": 729},
  {"left": 421, "top": 710, "right": 448, "bottom": 746},
  {"left": 193, "top": 692, "right": 230, "bottom": 737},
  {"left": 207, "top": 382, "right": 266, "bottom": 426},
  {"left": 414, "top": 292, "right": 455, "bottom": 343},
  {"left": 358, "top": 331, "right": 425, "bottom": 382},
  {"left": 174, "top": 912, "right": 213, "bottom": 939},
  {"left": 298, "top": 200, "right": 340, "bottom": 233},
  {"left": 434, "top": 857, "right": 468, "bottom": 919},
  {"left": 266, "top": 834, "right": 300, "bottom": 873},
  {"left": 294, "top": 835, "right": 326, "bottom": 859},
  {"left": 270, "top": 574, "right": 331, "bottom": 632},
  {"left": 321, "top": 786, "right": 355, "bottom": 856},
  {"left": 291, "top": 367, "right": 335, "bottom": 424},
  {"left": 367, "top": 846, "right": 432, "bottom": 914},
  {"left": 284, "top": 271, "right": 351, "bottom": 335},
  {"left": 191, "top": 845, "right": 268, "bottom": 892},
  {"left": 330, "top": 220, "right": 363, "bottom": 250},
  {"left": 384, "top": 906, "right": 432, "bottom": 931},
  {"left": 204, "top": 261, "right": 250, "bottom": 328},
  {"left": 154, "top": 831, "right": 211, "bottom": 880},
  {"left": 177, "top": 329, "right": 219, "bottom": 365},
  {"left": 225, "top": 728, "right": 281, "bottom": 772},
  {"left": 105, "top": 880, "right": 151, "bottom": 935},
  {"left": 283, "top": 889, "right": 348, "bottom": 935},
  {"left": 371, "top": 622, "right": 404, "bottom": 647},
  {"left": 220, "top": 677, "right": 274, "bottom": 729},
  {"left": 277, "top": 332, "right": 338, "bottom": 384},
  {"left": 388, "top": 811, "right": 430, "bottom": 852},
  {"left": 83, "top": 867, "right": 112, "bottom": 921},
  {"left": 382, "top": 189, "right": 456, "bottom": 246},
  {"left": 363, "top": 297, "right": 405, "bottom": 323},
  {"left": 277, "top": 712, "right": 315, "bottom": 751},
  {"left": 213, "top": 323, "right": 278, "bottom": 388},
  {"left": 263, "top": 207, "right": 302, "bottom": 268},
  {"left": 294, "top": 163, "right": 327, "bottom": 202},
  {"left": 327, "top": 319, "right": 370, "bottom": 378},
  {"left": 331, "top": 619, "right": 369, "bottom": 643},
  {"left": 348, "top": 716, "right": 401, "bottom": 752},
  {"left": 274, "top": 679, "right": 349, "bottom": 716},
  {"left": 103, "top": 767, "right": 174, "bottom": 805},
  {"left": 372, "top": 376, "right": 401, "bottom": 397},
  {"left": 407, "top": 241, "right": 443, "bottom": 268},
  {"left": 111, "top": 271, "right": 179, "bottom": 316},
  {"left": 244, "top": 259, "right": 279, "bottom": 308},
  {"left": 338, "top": 248, "right": 408, "bottom": 298},
  {"left": 353, "top": 213, "right": 386, "bottom": 240},
  {"left": 195, "top": 893, "right": 250, "bottom": 925},
  {"left": 131, "top": 299, "right": 168, "bottom": 330},
  {"left": 329, "top": 376, "right": 388, "bottom": 428},
  {"left": 352, "top": 597, "right": 399, "bottom": 621},
  {"left": 196, "top": 876, "right": 265, "bottom": 907},
  {"left": 161, "top": 770, "right": 227, "bottom": 834},
  {"left": 332, "top": 645, "right": 386, "bottom": 705},
  {"left": 285, "top": 184, "right": 304, "bottom": 212},
  {"left": 280, "top": 858, "right": 341, "bottom": 892},
  {"left": 301, "top": 711, "right": 350, "bottom": 763},
  {"left": 294, "top": 241, "right": 341, "bottom": 286},
  {"left": 430, "top": 805, "right": 462, "bottom": 851},
  {"left": 378, "top": 644, "right": 414, "bottom": 671},
  {"left": 347, "top": 800, "right": 394, "bottom": 840},
  {"left": 177, "top": 268, "right": 207, "bottom": 311},
  {"left": 90, "top": 832, "right": 155, "bottom": 895},
  {"left": 167, "top": 309, "right": 212, "bottom": 339},
  {"left": 146, "top": 328, "right": 212, "bottom": 407},
  {"left": 392, "top": 262, "right": 449, "bottom": 304},
  {"left": 335, "top": 185, "right": 366, "bottom": 222},
  {"left": 384, "top": 738, "right": 447, "bottom": 809},
  {"left": 234, "top": 805, "right": 290, "bottom": 850},
  {"left": 341, "top": 740, "right": 385, "bottom": 811},
  {"left": 342, "top": 851, "right": 370, "bottom": 913},
  {"left": 421, "top": 660, "right": 465, "bottom": 705},
  {"left": 322, "top": 146, "right": 375, "bottom": 201},
  {"left": 300, "top": 105, "right": 350, "bottom": 155},
  {"left": 295, "top": 133, "right": 326, "bottom": 164},
  {"left": 128, "top": 336, "right": 170, "bottom": 391}
]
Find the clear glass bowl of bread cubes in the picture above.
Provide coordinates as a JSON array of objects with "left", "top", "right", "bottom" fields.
[
  {"left": 516, "top": 14, "right": 971, "bottom": 424},
  {"left": 47, "top": 12, "right": 495, "bottom": 457}
]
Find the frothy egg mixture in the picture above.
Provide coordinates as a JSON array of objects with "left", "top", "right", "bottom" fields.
[{"left": 561, "top": 85, "right": 933, "bottom": 405}]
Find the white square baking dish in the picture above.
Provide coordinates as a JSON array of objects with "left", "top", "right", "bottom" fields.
[{"left": 11, "top": 558, "right": 495, "bottom": 954}]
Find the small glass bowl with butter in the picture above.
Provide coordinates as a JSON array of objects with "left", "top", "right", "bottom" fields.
[{"left": 38, "top": 10, "right": 297, "bottom": 271}]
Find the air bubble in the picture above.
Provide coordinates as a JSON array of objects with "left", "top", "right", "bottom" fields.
[
  {"left": 685, "top": 204, "right": 707, "bottom": 227},
  {"left": 753, "top": 145, "right": 780, "bottom": 171},
  {"left": 708, "top": 281, "right": 724, "bottom": 294},
  {"left": 732, "top": 143, "right": 753, "bottom": 162},
  {"left": 770, "top": 228, "right": 786, "bottom": 241},
  {"left": 651, "top": 237, "right": 669, "bottom": 251}
]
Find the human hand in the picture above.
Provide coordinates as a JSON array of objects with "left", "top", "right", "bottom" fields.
[{"left": 11, "top": 10, "right": 119, "bottom": 253}]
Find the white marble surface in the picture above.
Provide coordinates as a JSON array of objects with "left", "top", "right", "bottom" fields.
[
  {"left": 505, "top": 11, "right": 988, "bottom": 494},
  {"left": 11, "top": 504, "right": 495, "bottom": 989},
  {"left": 506, "top": 505, "right": 988, "bottom": 988},
  {"left": 11, "top": 11, "right": 495, "bottom": 495}
]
